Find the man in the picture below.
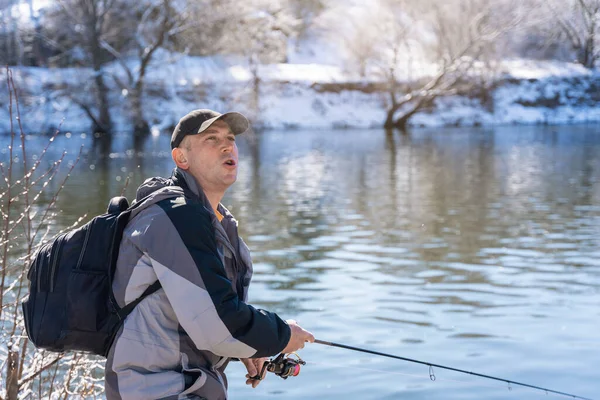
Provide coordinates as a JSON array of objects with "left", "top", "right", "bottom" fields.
[{"left": 105, "top": 109, "right": 314, "bottom": 399}]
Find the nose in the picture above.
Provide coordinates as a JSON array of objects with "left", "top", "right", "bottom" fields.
[{"left": 221, "top": 139, "right": 233, "bottom": 153}]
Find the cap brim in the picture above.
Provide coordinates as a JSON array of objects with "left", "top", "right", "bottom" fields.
[{"left": 197, "top": 112, "right": 249, "bottom": 135}]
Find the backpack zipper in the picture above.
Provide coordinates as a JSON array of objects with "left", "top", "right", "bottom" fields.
[
  {"left": 35, "top": 249, "right": 44, "bottom": 292},
  {"left": 36, "top": 242, "right": 52, "bottom": 292},
  {"left": 48, "top": 234, "right": 66, "bottom": 292},
  {"left": 75, "top": 220, "right": 94, "bottom": 270}
]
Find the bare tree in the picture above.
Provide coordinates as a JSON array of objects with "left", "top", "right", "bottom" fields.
[
  {"left": 0, "top": 0, "right": 24, "bottom": 65},
  {"left": 101, "top": 0, "right": 185, "bottom": 136},
  {"left": 213, "top": 0, "right": 298, "bottom": 119},
  {"left": 340, "top": 0, "right": 517, "bottom": 129},
  {"left": 545, "top": 0, "right": 600, "bottom": 68},
  {"left": 48, "top": 0, "right": 134, "bottom": 134}
]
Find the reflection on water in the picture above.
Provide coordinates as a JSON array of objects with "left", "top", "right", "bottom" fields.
[{"left": 3, "top": 125, "right": 599, "bottom": 399}]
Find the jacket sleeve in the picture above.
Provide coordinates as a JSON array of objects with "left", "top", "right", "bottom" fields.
[{"left": 140, "top": 199, "right": 291, "bottom": 359}]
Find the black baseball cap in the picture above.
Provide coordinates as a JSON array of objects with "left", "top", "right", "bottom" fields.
[{"left": 170, "top": 109, "right": 249, "bottom": 149}]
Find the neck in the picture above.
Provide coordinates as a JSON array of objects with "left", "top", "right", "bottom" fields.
[
  {"left": 203, "top": 189, "right": 224, "bottom": 212},
  {"left": 174, "top": 168, "right": 225, "bottom": 212}
]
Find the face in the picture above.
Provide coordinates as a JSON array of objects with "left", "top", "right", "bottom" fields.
[{"left": 174, "top": 120, "right": 239, "bottom": 194}]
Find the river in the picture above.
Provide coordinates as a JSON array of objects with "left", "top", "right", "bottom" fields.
[{"left": 2, "top": 124, "right": 599, "bottom": 399}]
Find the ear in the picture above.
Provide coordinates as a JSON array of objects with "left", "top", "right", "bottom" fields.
[{"left": 171, "top": 147, "right": 189, "bottom": 170}]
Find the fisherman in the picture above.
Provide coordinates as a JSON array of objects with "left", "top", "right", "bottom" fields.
[{"left": 105, "top": 109, "right": 314, "bottom": 399}]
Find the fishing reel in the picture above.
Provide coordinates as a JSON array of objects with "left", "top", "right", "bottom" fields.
[{"left": 251, "top": 353, "right": 306, "bottom": 380}]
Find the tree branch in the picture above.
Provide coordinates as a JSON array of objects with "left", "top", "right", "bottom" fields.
[
  {"left": 98, "top": 39, "right": 134, "bottom": 86},
  {"left": 18, "top": 356, "right": 63, "bottom": 387},
  {"left": 69, "top": 95, "right": 105, "bottom": 131},
  {"left": 547, "top": 0, "right": 583, "bottom": 48}
]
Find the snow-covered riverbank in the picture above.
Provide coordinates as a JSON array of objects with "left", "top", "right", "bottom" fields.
[{"left": 2, "top": 58, "right": 599, "bottom": 134}]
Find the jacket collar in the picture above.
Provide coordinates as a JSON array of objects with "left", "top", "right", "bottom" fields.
[
  {"left": 172, "top": 167, "right": 202, "bottom": 199},
  {"left": 172, "top": 168, "right": 238, "bottom": 226}
]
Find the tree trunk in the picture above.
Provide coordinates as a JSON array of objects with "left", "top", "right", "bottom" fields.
[
  {"left": 587, "top": 19, "right": 596, "bottom": 69},
  {"left": 27, "top": 0, "right": 43, "bottom": 66},
  {"left": 384, "top": 91, "right": 399, "bottom": 129},
  {"left": 92, "top": 130, "right": 113, "bottom": 158},
  {"left": 131, "top": 43, "right": 156, "bottom": 137},
  {"left": 131, "top": 85, "right": 149, "bottom": 137},
  {"left": 252, "top": 67, "right": 261, "bottom": 119},
  {"left": 384, "top": 108, "right": 396, "bottom": 129},
  {"left": 6, "top": 347, "right": 19, "bottom": 400},
  {"left": 393, "top": 96, "right": 433, "bottom": 130},
  {"left": 94, "top": 71, "right": 112, "bottom": 133},
  {"left": 87, "top": 1, "right": 112, "bottom": 134},
  {"left": 6, "top": 4, "right": 17, "bottom": 65},
  {"left": 578, "top": 14, "right": 597, "bottom": 68}
]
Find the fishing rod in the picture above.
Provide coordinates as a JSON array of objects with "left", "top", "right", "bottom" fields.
[{"left": 313, "top": 339, "right": 594, "bottom": 400}]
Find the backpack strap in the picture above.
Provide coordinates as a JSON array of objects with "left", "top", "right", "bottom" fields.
[
  {"left": 116, "top": 280, "right": 162, "bottom": 321},
  {"left": 112, "top": 188, "right": 180, "bottom": 321}
]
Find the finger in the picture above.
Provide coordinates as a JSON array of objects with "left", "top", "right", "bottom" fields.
[
  {"left": 246, "top": 362, "right": 257, "bottom": 377},
  {"left": 246, "top": 377, "right": 260, "bottom": 388}
]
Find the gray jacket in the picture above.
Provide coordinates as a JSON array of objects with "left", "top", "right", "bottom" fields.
[{"left": 105, "top": 168, "right": 291, "bottom": 400}]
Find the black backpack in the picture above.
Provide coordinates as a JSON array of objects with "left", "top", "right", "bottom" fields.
[{"left": 22, "top": 196, "right": 161, "bottom": 357}]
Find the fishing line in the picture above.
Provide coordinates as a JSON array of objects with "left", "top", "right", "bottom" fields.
[
  {"left": 306, "top": 360, "right": 545, "bottom": 394},
  {"left": 314, "top": 339, "right": 595, "bottom": 400}
]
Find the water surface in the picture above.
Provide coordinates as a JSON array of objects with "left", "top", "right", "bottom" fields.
[{"left": 2, "top": 125, "right": 599, "bottom": 399}]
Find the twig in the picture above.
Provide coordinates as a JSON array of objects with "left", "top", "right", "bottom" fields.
[
  {"left": 18, "top": 355, "right": 63, "bottom": 387},
  {"left": 1, "top": 67, "right": 16, "bottom": 326}
]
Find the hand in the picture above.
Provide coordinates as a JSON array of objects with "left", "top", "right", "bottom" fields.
[
  {"left": 281, "top": 320, "right": 315, "bottom": 354},
  {"left": 241, "top": 357, "right": 269, "bottom": 388}
]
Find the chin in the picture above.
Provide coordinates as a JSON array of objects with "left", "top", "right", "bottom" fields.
[{"left": 224, "top": 175, "right": 237, "bottom": 185}]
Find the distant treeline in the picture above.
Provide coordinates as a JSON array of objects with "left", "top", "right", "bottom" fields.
[
  {"left": 1, "top": 0, "right": 598, "bottom": 133},
  {"left": 1, "top": 0, "right": 598, "bottom": 69}
]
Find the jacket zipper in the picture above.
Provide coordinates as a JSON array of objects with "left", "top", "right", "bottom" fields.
[
  {"left": 76, "top": 220, "right": 94, "bottom": 270},
  {"left": 215, "top": 228, "right": 245, "bottom": 295}
]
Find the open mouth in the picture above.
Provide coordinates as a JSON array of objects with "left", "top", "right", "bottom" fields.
[{"left": 224, "top": 159, "right": 236, "bottom": 166}]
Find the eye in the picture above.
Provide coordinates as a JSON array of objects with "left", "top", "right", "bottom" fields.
[
  {"left": 228, "top": 136, "right": 236, "bottom": 142},
  {"left": 206, "top": 135, "right": 217, "bottom": 141}
]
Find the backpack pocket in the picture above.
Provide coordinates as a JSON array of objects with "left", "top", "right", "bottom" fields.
[
  {"left": 23, "top": 244, "right": 66, "bottom": 350},
  {"left": 23, "top": 290, "right": 66, "bottom": 351},
  {"left": 62, "top": 270, "right": 113, "bottom": 354}
]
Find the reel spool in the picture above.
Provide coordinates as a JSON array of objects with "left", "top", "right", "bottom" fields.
[{"left": 250, "top": 353, "right": 306, "bottom": 381}]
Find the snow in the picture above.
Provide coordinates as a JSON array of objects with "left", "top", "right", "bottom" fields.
[
  {"left": 1, "top": 56, "right": 599, "bottom": 135},
  {"left": 501, "top": 59, "right": 594, "bottom": 80},
  {"left": 259, "top": 63, "right": 346, "bottom": 83}
]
